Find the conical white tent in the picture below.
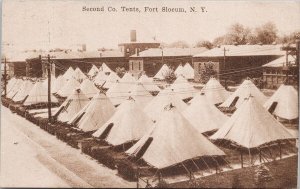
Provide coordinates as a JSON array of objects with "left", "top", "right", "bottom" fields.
[
  {"left": 182, "top": 63, "right": 194, "bottom": 80},
  {"left": 170, "top": 75, "right": 197, "bottom": 100},
  {"left": 56, "top": 77, "right": 81, "bottom": 97},
  {"left": 154, "top": 64, "right": 170, "bottom": 80},
  {"left": 264, "top": 84, "right": 298, "bottom": 120},
  {"left": 211, "top": 96, "right": 295, "bottom": 149},
  {"left": 73, "top": 67, "right": 87, "bottom": 82},
  {"left": 6, "top": 79, "right": 23, "bottom": 99},
  {"left": 79, "top": 79, "right": 99, "bottom": 98},
  {"left": 52, "top": 75, "right": 68, "bottom": 94},
  {"left": 54, "top": 88, "right": 90, "bottom": 123},
  {"left": 174, "top": 64, "right": 184, "bottom": 77},
  {"left": 102, "top": 72, "right": 120, "bottom": 89},
  {"left": 144, "top": 87, "right": 188, "bottom": 121},
  {"left": 42, "top": 77, "right": 57, "bottom": 91},
  {"left": 87, "top": 65, "right": 99, "bottom": 77},
  {"left": 23, "top": 81, "right": 58, "bottom": 106},
  {"left": 183, "top": 93, "right": 228, "bottom": 133},
  {"left": 63, "top": 67, "right": 75, "bottom": 80},
  {"left": 12, "top": 80, "right": 34, "bottom": 102},
  {"left": 6, "top": 77, "right": 17, "bottom": 93},
  {"left": 138, "top": 75, "right": 161, "bottom": 92},
  {"left": 106, "top": 80, "right": 131, "bottom": 106},
  {"left": 121, "top": 72, "right": 136, "bottom": 83},
  {"left": 220, "top": 79, "right": 267, "bottom": 108},
  {"left": 126, "top": 104, "right": 225, "bottom": 169},
  {"left": 69, "top": 92, "right": 115, "bottom": 132},
  {"left": 200, "top": 77, "right": 230, "bottom": 105},
  {"left": 106, "top": 73, "right": 135, "bottom": 105},
  {"left": 128, "top": 82, "right": 154, "bottom": 107},
  {"left": 93, "top": 97, "right": 154, "bottom": 146},
  {"left": 94, "top": 71, "right": 108, "bottom": 86},
  {"left": 100, "top": 63, "right": 113, "bottom": 73}
]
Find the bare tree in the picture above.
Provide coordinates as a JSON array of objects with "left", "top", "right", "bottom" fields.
[{"left": 167, "top": 40, "right": 190, "bottom": 48}]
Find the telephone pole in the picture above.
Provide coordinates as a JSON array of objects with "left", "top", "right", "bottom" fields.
[
  {"left": 47, "top": 54, "right": 52, "bottom": 122},
  {"left": 223, "top": 47, "right": 229, "bottom": 89},
  {"left": 42, "top": 54, "right": 54, "bottom": 123}
]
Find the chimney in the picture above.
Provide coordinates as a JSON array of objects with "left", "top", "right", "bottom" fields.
[{"left": 130, "top": 30, "right": 137, "bottom": 42}]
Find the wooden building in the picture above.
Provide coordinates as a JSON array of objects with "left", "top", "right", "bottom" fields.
[
  {"left": 193, "top": 45, "right": 285, "bottom": 84},
  {"left": 262, "top": 44, "right": 299, "bottom": 89},
  {"left": 118, "top": 30, "right": 160, "bottom": 57},
  {"left": 129, "top": 47, "right": 207, "bottom": 77},
  {"left": 26, "top": 50, "right": 127, "bottom": 78}
]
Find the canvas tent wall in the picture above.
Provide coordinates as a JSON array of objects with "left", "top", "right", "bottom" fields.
[
  {"left": 23, "top": 81, "right": 58, "bottom": 106},
  {"left": 93, "top": 97, "right": 154, "bottom": 146},
  {"left": 102, "top": 71, "right": 120, "bottom": 89},
  {"left": 54, "top": 88, "right": 90, "bottom": 123},
  {"left": 210, "top": 96, "right": 295, "bottom": 149},
  {"left": 170, "top": 75, "right": 197, "bottom": 100},
  {"left": 200, "top": 77, "right": 230, "bottom": 105},
  {"left": 56, "top": 77, "right": 81, "bottom": 97},
  {"left": 182, "top": 63, "right": 194, "bottom": 80},
  {"left": 63, "top": 67, "right": 75, "bottom": 80},
  {"left": 88, "top": 65, "right": 99, "bottom": 77},
  {"left": 52, "top": 75, "right": 68, "bottom": 94},
  {"left": 128, "top": 82, "right": 154, "bottom": 107},
  {"left": 183, "top": 93, "right": 228, "bottom": 133},
  {"left": 100, "top": 63, "right": 113, "bottom": 74},
  {"left": 6, "top": 79, "right": 23, "bottom": 99},
  {"left": 138, "top": 74, "right": 161, "bottom": 92},
  {"left": 144, "top": 87, "right": 188, "bottom": 121},
  {"left": 73, "top": 67, "right": 87, "bottom": 82},
  {"left": 79, "top": 79, "right": 99, "bottom": 98},
  {"left": 154, "top": 64, "right": 170, "bottom": 80},
  {"left": 94, "top": 71, "right": 108, "bottom": 86},
  {"left": 220, "top": 78, "right": 267, "bottom": 109},
  {"left": 174, "top": 64, "right": 184, "bottom": 77},
  {"left": 264, "top": 84, "right": 298, "bottom": 120},
  {"left": 12, "top": 80, "right": 34, "bottom": 102},
  {"left": 126, "top": 104, "right": 225, "bottom": 169},
  {"left": 68, "top": 92, "right": 115, "bottom": 132}
]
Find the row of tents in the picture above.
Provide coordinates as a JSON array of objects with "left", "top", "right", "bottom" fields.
[
  {"left": 3, "top": 65, "right": 298, "bottom": 170},
  {"left": 154, "top": 63, "right": 195, "bottom": 80}
]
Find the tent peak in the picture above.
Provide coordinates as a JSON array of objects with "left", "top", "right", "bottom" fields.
[{"left": 164, "top": 103, "right": 175, "bottom": 111}]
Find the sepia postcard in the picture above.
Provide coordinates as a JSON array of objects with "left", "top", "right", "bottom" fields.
[{"left": 0, "top": 0, "right": 299, "bottom": 188}]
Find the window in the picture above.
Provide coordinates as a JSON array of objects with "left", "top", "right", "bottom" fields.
[
  {"left": 131, "top": 62, "right": 133, "bottom": 70},
  {"left": 126, "top": 48, "right": 130, "bottom": 53},
  {"left": 139, "top": 62, "right": 141, "bottom": 70}
]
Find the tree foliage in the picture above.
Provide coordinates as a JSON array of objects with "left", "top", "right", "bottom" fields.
[
  {"left": 162, "top": 67, "right": 177, "bottom": 84},
  {"left": 115, "top": 67, "right": 126, "bottom": 78},
  {"left": 195, "top": 40, "right": 214, "bottom": 49},
  {"left": 212, "top": 22, "right": 284, "bottom": 46},
  {"left": 199, "top": 63, "right": 217, "bottom": 84}
]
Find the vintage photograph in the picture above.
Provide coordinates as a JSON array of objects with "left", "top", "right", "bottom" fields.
[{"left": 0, "top": 0, "right": 299, "bottom": 188}]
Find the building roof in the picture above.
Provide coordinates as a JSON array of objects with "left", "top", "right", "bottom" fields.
[
  {"left": 131, "top": 47, "right": 207, "bottom": 58},
  {"left": 194, "top": 45, "right": 285, "bottom": 57},
  {"left": 262, "top": 55, "right": 296, "bottom": 67}
]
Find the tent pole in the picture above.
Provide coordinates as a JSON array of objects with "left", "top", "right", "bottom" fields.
[
  {"left": 279, "top": 141, "right": 282, "bottom": 159},
  {"left": 259, "top": 148, "right": 262, "bottom": 163},
  {"left": 240, "top": 151, "right": 243, "bottom": 168}
]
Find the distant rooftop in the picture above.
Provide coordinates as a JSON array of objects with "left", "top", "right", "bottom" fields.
[
  {"left": 263, "top": 55, "right": 296, "bottom": 67},
  {"left": 130, "top": 47, "right": 207, "bottom": 58},
  {"left": 3, "top": 49, "right": 124, "bottom": 62},
  {"left": 194, "top": 45, "right": 286, "bottom": 57}
]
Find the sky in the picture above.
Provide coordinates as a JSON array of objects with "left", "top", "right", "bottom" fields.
[{"left": 2, "top": 0, "right": 300, "bottom": 52}]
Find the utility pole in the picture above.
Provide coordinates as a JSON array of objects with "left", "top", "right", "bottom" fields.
[
  {"left": 223, "top": 47, "right": 229, "bottom": 88},
  {"left": 4, "top": 57, "right": 7, "bottom": 97},
  {"left": 47, "top": 54, "right": 52, "bottom": 122},
  {"left": 42, "top": 54, "right": 55, "bottom": 123}
]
